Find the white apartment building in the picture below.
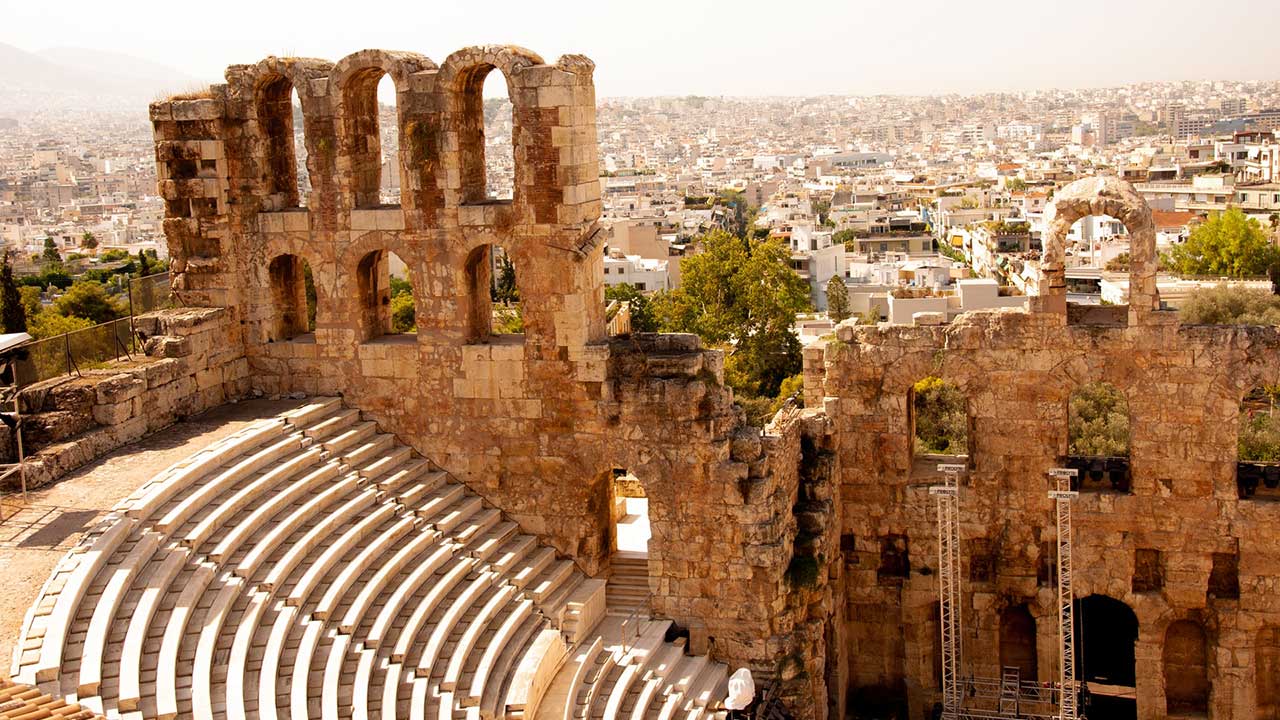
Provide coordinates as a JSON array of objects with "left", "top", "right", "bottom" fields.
[{"left": 603, "top": 251, "right": 669, "bottom": 292}]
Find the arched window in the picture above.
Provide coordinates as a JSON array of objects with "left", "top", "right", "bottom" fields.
[
  {"left": 464, "top": 244, "right": 523, "bottom": 342},
  {"left": 458, "top": 66, "right": 515, "bottom": 204},
  {"left": 1258, "top": 626, "right": 1280, "bottom": 719},
  {"left": 998, "top": 605, "right": 1037, "bottom": 683},
  {"left": 343, "top": 70, "right": 400, "bottom": 208},
  {"left": 1237, "top": 385, "right": 1280, "bottom": 499},
  {"left": 266, "top": 254, "right": 314, "bottom": 341},
  {"left": 909, "top": 376, "right": 969, "bottom": 467},
  {"left": 292, "top": 87, "right": 308, "bottom": 204},
  {"left": 1067, "top": 381, "right": 1130, "bottom": 491},
  {"left": 256, "top": 75, "right": 303, "bottom": 208},
  {"left": 1163, "top": 619, "right": 1209, "bottom": 715},
  {"left": 357, "top": 249, "right": 414, "bottom": 341}
]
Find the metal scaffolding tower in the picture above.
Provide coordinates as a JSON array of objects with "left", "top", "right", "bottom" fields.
[
  {"left": 1048, "top": 468, "right": 1080, "bottom": 720},
  {"left": 931, "top": 463, "right": 965, "bottom": 719}
]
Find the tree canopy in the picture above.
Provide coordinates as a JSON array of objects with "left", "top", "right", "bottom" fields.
[
  {"left": 51, "top": 281, "right": 125, "bottom": 325},
  {"left": 1068, "top": 382, "right": 1130, "bottom": 457},
  {"left": 0, "top": 254, "right": 26, "bottom": 334},
  {"left": 650, "top": 230, "right": 810, "bottom": 409},
  {"left": 912, "top": 376, "right": 968, "bottom": 456},
  {"left": 604, "top": 282, "right": 657, "bottom": 332},
  {"left": 1179, "top": 285, "right": 1280, "bottom": 325},
  {"left": 1165, "top": 208, "right": 1280, "bottom": 278}
]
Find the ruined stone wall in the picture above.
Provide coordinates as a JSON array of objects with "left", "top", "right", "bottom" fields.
[
  {"left": 150, "top": 48, "right": 830, "bottom": 714},
  {"left": 11, "top": 308, "right": 249, "bottom": 491},
  {"left": 814, "top": 177, "right": 1280, "bottom": 719}
]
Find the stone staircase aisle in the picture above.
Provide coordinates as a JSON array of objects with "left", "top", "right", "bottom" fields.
[{"left": 607, "top": 551, "right": 651, "bottom": 615}]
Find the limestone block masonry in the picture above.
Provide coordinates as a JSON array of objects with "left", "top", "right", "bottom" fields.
[
  {"left": 149, "top": 47, "right": 835, "bottom": 717},
  {"left": 13, "top": 308, "right": 249, "bottom": 491}
]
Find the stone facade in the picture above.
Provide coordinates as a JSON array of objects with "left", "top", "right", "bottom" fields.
[
  {"left": 146, "top": 45, "right": 1280, "bottom": 719},
  {"left": 149, "top": 48, "right": 835, "bottom": 716},
  {"left": 810, "top": 177, "right": 1280, "bottom": 719}
]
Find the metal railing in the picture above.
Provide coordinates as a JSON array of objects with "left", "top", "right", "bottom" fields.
[{"left": 18, "top": 272, "right": 172, "bottom": 386}]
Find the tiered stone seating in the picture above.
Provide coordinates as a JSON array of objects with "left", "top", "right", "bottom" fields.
[
  {"left": 9, "top": 398, "right": 611, "bottom": 720},
  {"left": 561, "top": 619, "right": 731, "bottom": 720}
]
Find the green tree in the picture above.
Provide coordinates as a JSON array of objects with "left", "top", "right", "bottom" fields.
[
  {"left": 0, "top": 254, "right": 26, "bottom": 334},
  {"left": 492, "top": 253, "right": 519, "bottom": 304},
  {"left": 1005, "top": 178, "right": 1028, "bottom": 192},
  {"left": 136, "top": 249, "right": 151, "bottom": 277},
  {"left": 912, "top": 376, "right": 968, "bottom": 455},
  {"left": 1240, "top": 386, "right": 1280, "bottom": 461},
  {"left": 1068, "top": 382, "right": 1130, "bottom": 457},
  {"left": 80, "top": 231, "right": 98, "bottom": 251},
  {"left": 604, "top": 282, "right": 657, "bottom": 332},
  {"left": 52, "top": 281, "right": 125, "bottom": 325},
  {"left": 390, "top": 292, "right": 416, "bottom": 333},
  {"left": 1179, "top": 285, "right": 1280, "bottom": 325},
  {"left": 1165, "top": 208, "right": 1280, "bottom": 278},
  {"left": 41, "top": 237, "right": 61, "bottom": 265},
  {"left": 19, "top": 286, "right": 42, "bottom": 321},
  {"left": 29, "top": 312, "right": 91, "bottom": 339},
  {"left": 826, "top": 276, "right": 850, "bottom": 322},
  {"left": 651, "top": 230, "right": 810, "bottom": 399}
]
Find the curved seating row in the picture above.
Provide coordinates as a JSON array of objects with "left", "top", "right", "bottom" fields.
[
  {"left": 11, "top": 397, "right": 605, "bottom": 720},
  {"left": 560, "top": 618, "right": 731, "bottom": 720}
]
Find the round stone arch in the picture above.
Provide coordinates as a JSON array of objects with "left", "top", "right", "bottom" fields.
[
  {"left": 457, "top": 233, "right": 537, "bottom": 345},
  {"left": 339, "top": 230, "right": 420, "bottom": 343},
  {"left": 242, "top": 58, "right": 334, "bottom": 202},
  {"left": 1037, "top": 176, "right": 1159, "bottom": 322},
  {"left": 329, "top": 50, "right": 436, "bottom": 211},
  {"left": 438, "top": 45, "right": 545, "bottom": 207},
  {"left": 253, "top": 234, "right": 327, "bottom": 344}
]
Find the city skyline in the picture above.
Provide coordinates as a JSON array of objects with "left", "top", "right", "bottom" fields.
[{"left": 3, "top": 0, "right": 1280, "bottom": 98}]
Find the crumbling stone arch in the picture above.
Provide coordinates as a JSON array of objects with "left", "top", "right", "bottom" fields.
[
  {"left": 1037, "top": 176, "right": 1160, "bottom": 322},
  {"left": 237, "top": 58, "right": 333, "bottom": 208},
  {"left": 340, "top": 231, "right": 416, "bottom": 343},
  {"left": 265, "top": 253, "right": 313, "bottom": 341},
  {"left": 461, "top": 238, "right": 528, "bottom": 344},
  {"left": 439, "top": 46, "right": 544, "bottom": 206},
  {"left": 331, "top": 50, "right": 435, "bottom": 210}
]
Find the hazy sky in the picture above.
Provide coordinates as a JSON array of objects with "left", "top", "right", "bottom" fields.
[{"left": 5, "top": 0, "right": 1280, "bottom": 97}]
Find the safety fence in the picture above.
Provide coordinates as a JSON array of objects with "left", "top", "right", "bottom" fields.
[{"left": 18, "top": 272, "right": 173, "bottom": 386}]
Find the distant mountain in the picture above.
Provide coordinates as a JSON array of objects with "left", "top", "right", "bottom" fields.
[{"left": 0, "top": 42, "right": 210, "bottom": 110}]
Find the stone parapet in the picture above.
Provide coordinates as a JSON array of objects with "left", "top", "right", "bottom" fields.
[{"left": 9, "top": 308, "right": 248, "bottom": 492}]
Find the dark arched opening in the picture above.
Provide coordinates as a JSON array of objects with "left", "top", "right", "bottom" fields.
[
  {"left": 343, "top": 69, "right": 400, "bottom": 208},
  {"left": 1237, "top": 385, "right": 1280, "bottom": 500},
  {"left": 1075, "top": 594, "right": 1138, "bottom": 720},
  {"left": 458, "top": 65, "right": 515, "bottom": 204},
  {"left": 357, "top": 249, "right": 414, "bottom": 342},
  {"left": 463, "top": 244, "right": 523, "bottom": 343}
]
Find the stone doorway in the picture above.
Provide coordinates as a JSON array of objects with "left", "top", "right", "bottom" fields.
[
  {"left": 607, "top": 469, "right": 649, "bottom": 614},
  {"left": 1075, "top": 594, "right": 1138, "bottom": 720}
]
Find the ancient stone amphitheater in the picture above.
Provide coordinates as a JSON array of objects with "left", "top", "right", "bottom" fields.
[{"left": 3, "top": 45, "right": 1280, "bottom": 720}]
